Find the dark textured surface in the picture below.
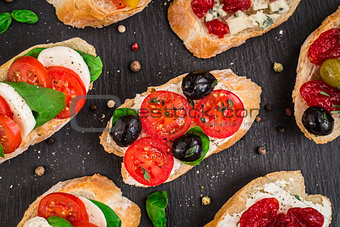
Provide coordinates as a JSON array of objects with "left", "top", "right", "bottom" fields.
[{"left": 0, "top": 0, "right": 339, "bottom": 226}]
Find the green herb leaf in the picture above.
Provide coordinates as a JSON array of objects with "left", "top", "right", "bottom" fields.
[
  {"left": 143, "top": 168, "right": 151, "bottom": 182},
  {"left": 11, "top": 10, "right": 38, "bottom": 24},
  {"left": 212, "top": 79, "right": 218, "bottom": 87},
  {"left": 3, "top": 82, "right": 65, "bottom": 128},
  {"left": 47, "top": 216, "right": 73, "bottom": 227},
  {"left": 200, "top": 117, "right": 206, "bottom": 123},
  {"left": 90, "top": 199, "right": 122, "bottom": 227},
  {"left": 149, "top": 97, "right": 165, "bottom": 105},
  {"left": 319, "top": 91, "right": 330, "bottom": 97},
  {"left": 23, "top": 47, "right": 45, "bottom": 58},
  {"left": 0, "top": 13, "right": 12, "bottom": 34},
  {"left": 331, "top": 110, "right": 340, "bottom": 114},
  {"left": 184, "top": 144, "right": 198, "bottom": 158},
  {"left": 182, "top": 127, "right": 210, "bottom": 166},
  {"left": 294, "top": 195, "right": 301, "bottom": 201},
  {"left": 333, "top": 105, "right": 340, "bottom": 108},
  {"left": 75, "top": 50, "right": 103, "bottom": 83},
  {"left": 188, "top": 99, "right": 194, "bottom": 108},
  {"left": 228, "top": 99, "right": 233, "bottom": 108},
  {"left": 146, "top": 191, "right": 168, "bottom": 227},
  {"left": 111, "top": 108, "right": 138, "bottom": 126},
  {"left": 0, "top": 143, "right": 4, "bottom": 158}
]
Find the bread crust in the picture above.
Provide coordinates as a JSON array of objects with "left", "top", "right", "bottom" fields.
[
  {"left": 205, "top": 171, "right": 332, "bottom": 227},
  {"left": 0, "top": 38, "right": 97, "bottom": 163},
  {"left": 168, "top": 0, "right": 301, "bottom": 59},
  {"left": 17, "top": 174, "right": 141, "bottom": 227},
  {"left": 47, "top": 0, "right": 151, "bottom": 28},
  {"left": 100, "top": 69, "right": 262, "bottom": 187},
  {"left": 292, "top": 7, "right": 340, "bottom": 144}
]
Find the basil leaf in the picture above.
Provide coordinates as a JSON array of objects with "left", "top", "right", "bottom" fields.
[
  {"left": 143, "top": 168, "right": 151, "bottom": 181},
  {"left": 0, "top": 143, "right": 4, "bottom": 158},
  {"left": 90, "top": 199, "right": 122, "bottom": 227},
  {"left": 294, "top": 195, "right": 301, "bottom": 201},
  {"left": 112, "top": 108, "right": 138, "bottom": 126},
  {"left": 3, "top": 82, "right": 65, "bottom": 128},
  {"left": 212, "top": 79, "right": 218, "bottom": 87},
  {"left": 146, "top": 191, "right": 168, "bottom": 227},
  {"left": 75, "top": 50, "right": 103, "bottom": 83},
  {"left": 47, "top": 216, "right": 73, "bottom": 227},
  {"left": 23, "top": 47, "right": 45, "bottom": 58},
  {"left": 182, "top": 126, "right": 210, "bottom": 166},
  {"left": 11, "top": 10, "right": 38, "bottom": 24},
  {"left": 0, "top": 13, "right": 12, "bottom": 34}
]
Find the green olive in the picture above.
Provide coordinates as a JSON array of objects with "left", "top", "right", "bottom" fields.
[{"left": 320, "top": 58, "right": 340, "bottom": 88}]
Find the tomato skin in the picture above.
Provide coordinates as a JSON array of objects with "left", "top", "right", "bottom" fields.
[
  {"left": 268, "top": 213, "right": 291, "bottom": 227},
  {"left": 222, "top": 0, "right": 251, "bottom": 13},
  {"left": 140, "top": 91, "right": 192, "bottom": 141},
  {"left": 308, "top": 28, "right": 340, "bottom": 65},
  {"left": 48, "top": 66, "right": 87, "bottom": 119},
  {"left": 124, "top": 137, "right": 174, "bottom": 186},
  {"left": 206, "top": 19, "right": 229, "bottom": 38},
  {"left": 0, "top": 96, "right": 13, "bottom": 119},
  {"left": 0, "top": 114, "right": 22, "bottom": 154},
  {"left": 7, "top": 56, "right": 52, "bottom": 88},
  {"left": 288, "top": 207, "right": 324, "bottom": 227},
  {"left": 38, "top": 192, "right": 89, "bottom": 224},
  {"left": 191, "top": 0, "right": 215, "bottom": 18},
  {"left": 73, "top": 221, "right": 99, "bottom": 227},
  {"left": 111, "top": 0, "right": 127, "bottom": 9}
]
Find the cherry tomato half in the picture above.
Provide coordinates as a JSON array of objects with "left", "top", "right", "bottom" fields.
[
  {"left": 0, "top": 114, "right": 21, "bottom": 154},
  {"left": 7, "top": 56, "right": 52, "bottom": 88},
  {"left": 111, "top": 0, "right": 127, "bottom": 9},
  {"left": 48, "top": 66, "right": 87, "bottom": 119},
  {"left": 0, "top": 96, "right": 13, "bottom": 119},
  {"left": 124, "top": 137, "right": 174, "bottom": 186}
]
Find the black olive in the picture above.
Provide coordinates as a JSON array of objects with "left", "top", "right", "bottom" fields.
[
  {"left": 172, "top": 134, "right": 203, "bottom": 162},
  {"left": 110, "top": 115, "right": 142, "bottom": 147},
  {"left": 182, "top": 71, "right": 217, "bottom": 100},
  {"left": 302, "top": 106, "right": 334, "bottom": 136}
]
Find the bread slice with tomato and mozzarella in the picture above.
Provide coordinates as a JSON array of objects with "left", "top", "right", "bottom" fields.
[
  {"left": 168, "top": 0, "right": 301, "bottom": 58},
  {"left": 17, "top": 174, "right": 141, "bottom": 227},
  {"left": 46, "top": 0, "right": 151, "bottom": 28},
  {"left": 205, "top": 171, "right": 332, "bottom": 227},
  {"left": 292, "top": 7, "right": 340, "bottom": 144},
  {"left": 100, "top": 69, "right": 262, "bottom": 187},
  {"left": 0, "top": 38, "right": 101, "bottom": 163}
]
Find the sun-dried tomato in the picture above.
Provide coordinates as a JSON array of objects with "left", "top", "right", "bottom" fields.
[
  {"left": 300, "top": 80, "right": 340, "bottom": 113},
  {"left": 268, "top": 213, "right": 291, "bottom": 227},
  {"left": 191, "top": 0, "right": 215, "bottom": 18},
  {"left": 222, "top": 0, "right": 251, "bottom": 13},
  {"left": 308, "top": 28, "right": 340, "bottom": 65},
  {"left": 240, "top": 198, "right": 279, "bottom": 227},
  {"left": 288, "top": 207, "right": 324, "bottom": 227},
  {"left": 206, "top": 19, "right": 230, "bottom": 38}
]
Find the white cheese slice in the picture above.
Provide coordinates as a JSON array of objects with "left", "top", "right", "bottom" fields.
[
  {"left": 252, "top": 0, "right": 269, "bottom": 11},
  {"left": 269, "top": 0, "right": 289, "bottom": 13},
  {"left": 226, "top": 11, "right": 255, "bottom": 35},
  {"left": 23, "top": 217, "right": 52, "bottom": 227},
  {"left": 79, "top": 197, "right": 107, "bottom": 227}
]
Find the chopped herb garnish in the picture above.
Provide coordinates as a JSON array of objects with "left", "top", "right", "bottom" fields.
[
  {"left": 322, "top": 112, "right": 328, "bottom": 121},
  {"left": 185, "top": 145, "right": 198, "bottom": 158},
  {"left": 200, "top": 117, "right": 206, "bottom": 123},
  {"left": 149, "top": 97, "right": 165, "bottom": 105},
  {"left": 319, "top": 91, "right": 330, "bottom": 97},
  {"left": 294, "top": 195, "right": 301, "bottom": 201},
  {"left": 228, "top": 99, "right": 233, "bottom": 109},
  {"left": 331, "top": 110, "right": 340, "bottom": 114},
  {"left": 212, "top": 79, "right": 218, "bottom": 87},
  {"left": 333, "top": 105, "right": 340, "bottom": 108},
  {"left": 188, "top": 99, "right": 195, "bottom": 108},
  {"left": 143, "top": 168, "right": 150, "bottom": 182}
]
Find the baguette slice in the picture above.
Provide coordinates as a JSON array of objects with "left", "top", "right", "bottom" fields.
[
  {"left": 17, "top": 174, "right": 141, "bottom": 227},
  {"left": 168, "top": 0, "right": 301, "bottom": 59},
  {"left": 205, "top": 171, "right": 332, "bottom": 227},
  {"left": 100, "top": 69, "right": 262, "bottom": 187},
  {"left": 292, "top": 7, "right": 340, "bottom": 144},
  {"left": 0, "top": 38, "right": 97, "bottom": 164},
  {"left": 47, "top": 0, "right": 151, "bottom": 28}
]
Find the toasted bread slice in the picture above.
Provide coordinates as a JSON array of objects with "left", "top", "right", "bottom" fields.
[
  {"left": 168, "top": 0, "right": 301, "bottom": 59},
  {"left": 100, "top": 69, "right": 262, "bottom": 187},
  {"left": 0, "top": 38, "right": 97, "bottom": 164},
  {"left": 292, "top": 7, "right": 340, "bottom": 144},
  {"left": 205, "top": 171, "right": 332, "bottom": 227},
  {"left": 46, "top": 0, "right": 151, "bottom": 28},
  {"left": 17, "top": 174, "right": 141, "bottom": 227}
]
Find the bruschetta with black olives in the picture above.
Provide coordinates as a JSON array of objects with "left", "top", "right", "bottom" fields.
[
  {"left": 100, "top": 69, "right": 262, "bottom": 187},
  {"left": 205, "top": 171, "right": 332, "bottom": 227},
  {"left": 18, "top": 174, "right": 141, "bottom": 227},
  {"left": 46, "top": 0, "right": 151, "bottom": 28},
  {"left": 292, "top": 7, "right": 340, "bottom": 144},
  {"left": 168, "top": 0, "right": 301, "bottom": 58},
  {"left": 0, "top": 38, "right": 103, "bottom": 163}
]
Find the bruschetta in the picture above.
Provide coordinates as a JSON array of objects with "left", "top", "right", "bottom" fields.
[
  {"left": 46, "top": 0, "right": 151, "bottom": 28},
  {"left": 168, "top": 0, "right": 301, "bottom": 58},
  {"left": 205, "top": 171, "right": 332, "bottom": 227},
  {"left": 18, "top": 174, "right": 141, "bottom": 227},
  {"left": 292, "top": 7, "right": 340, "bottom": 144},
  {"left": 0, "top": 38, "right": 103, "bottom": 163},
  {"left": 100, "top": 69, "right": 262, "bottom": 187}
]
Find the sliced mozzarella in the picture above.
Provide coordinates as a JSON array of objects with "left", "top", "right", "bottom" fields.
[
  {"left": 37, "top": 46, "right": 91, "bottom": 91},
  {"left": 79, "top": 197, "right": 107, "bottom": 227},
  {"left": 23, "top": 217, "right": 52, "bottom": 227},
  {"left": 0, "top": 83, "right": 35, "bottom": 137}
]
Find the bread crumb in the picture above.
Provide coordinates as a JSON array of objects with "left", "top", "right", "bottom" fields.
[
  {"left": 107, "top": 100, "right": 115, "bottom": 108},
  {"left": 202, "top": 196, "right": 211, "bottom": 205},
  {"left": 35, "top": 166, "right": 45, "bottom": 176},
  {"left": 118, "top": 25, "right": 126, "bottom": 33}
]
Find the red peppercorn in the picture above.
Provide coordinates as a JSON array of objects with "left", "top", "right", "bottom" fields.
[{"left": 131, "top": 43, "right": 139, "bottom": 51}]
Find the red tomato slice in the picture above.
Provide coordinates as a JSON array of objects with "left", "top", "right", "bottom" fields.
[
  {"left": 0, "top": 114, "right": 21, "bottom": 154},
  {"left": 73, "top": 222, "right": 99, "bottom": 227},
  {"left": 48, "top": 66, "right": 87, "bottom": 119},
  {"left": 124, "top": 137, "right": 174, "bottom": 186},
  {"left": 0, "top": 96, "right": 13, "bottom": 119},
  {"left": 195, "top": 89, "right": 245, "bottom": 138},
  {"left": 111, "top": 0, "right": 127, "bottom": 9},
  {"left": 38, "top": 192, "right": 89, "bottom": 224},
  {"left": 140, "top": 91, "right": 192, "bottom": 141},
  {"left": 7, "top": 56, "right": 52, "bottom": 88}
]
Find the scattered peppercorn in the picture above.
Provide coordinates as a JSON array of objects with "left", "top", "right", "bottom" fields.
[
  {"left": 35, "top": 166, "right": 45, "bottom": 176},
  {"left": 118, "top": 25, "right": 126, "bottom": 33},
  {"left": 277, "top": 126, "right": 285, "bottom": 133},
  {"left": 131, "top": 43, "right": 139, "bottom": 51},
  {"left": 90, "top": 105, "right": 97, "bottom": 111},
  {"left": 46, "top": 138, "right": 55, "bottom": 145},
  {"left": 257, "top": 146, "right": 266, "bottom": 155},
  {"left": 255, "top": 116, "right": 261, "bottom": 122},
  {"left": 285, "top": 107, "right": 292, "bottom": 117},
  {"left": 273, "top": 62, "right": 284, "bottom": 73},
  {"left": 202, "top": 196, "right": 211, "bottom": 206},
  {"left": 265, "top": 104, "right": 273, "bottom": 111},
  {"left": 107, "top": 100, "right": 115, "bottom": 108},
  {"left": 130, "top": 61, "right": 141, "bottom": 72}
]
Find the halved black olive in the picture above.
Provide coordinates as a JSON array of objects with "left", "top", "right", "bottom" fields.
[
  {"left": 110, "top": 115, "right": 142, "bottom": 147},
  {"left": 172, "top": 134, "right": 203, "bottom": 162},
  {"left": 182, "top": 71, "right": 217, "bottom": 100},
  {"left": 302, "top": 106, "right": 334, "bottom": 136}
]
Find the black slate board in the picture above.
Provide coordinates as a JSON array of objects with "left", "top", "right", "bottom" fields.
[{"left": 0, "top": 0, "right": 339, "bottom": 226}]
